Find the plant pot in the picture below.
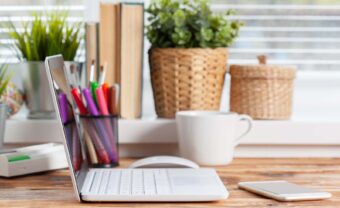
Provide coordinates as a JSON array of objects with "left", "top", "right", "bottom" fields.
[
  {"left": 19, "top": 61, "right": 82, "bottom": 119},
  {"left": 0, "top": 103, "right": 7, "bottom": 148},
  {"left": 149, "top": 48, "right": 228, "bottom": 118}
]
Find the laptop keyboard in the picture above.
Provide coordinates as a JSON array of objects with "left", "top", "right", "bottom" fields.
[{"left": 83, "top": 169, "right": 172, "bottom": 195}]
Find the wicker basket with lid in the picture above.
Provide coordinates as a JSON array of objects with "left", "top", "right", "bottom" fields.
[{"left": 230, "top": 56, "right": 296, "bottom": 120}]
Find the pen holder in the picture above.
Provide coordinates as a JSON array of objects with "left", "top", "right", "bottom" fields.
[
  {"left": 80, "top": 115, "right": 119, "bottom": 167},
  {"left": 63, "top": 120, "right": 82, "bottom": 172}
]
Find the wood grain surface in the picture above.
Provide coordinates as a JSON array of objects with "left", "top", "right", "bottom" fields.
[{"left": 0, "top": 158, "right": 339, "bottom": 208}]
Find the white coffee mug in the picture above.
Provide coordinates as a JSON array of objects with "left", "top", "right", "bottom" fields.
[{"left": 176, "top": 111, "right": 252, "bottom": 166}]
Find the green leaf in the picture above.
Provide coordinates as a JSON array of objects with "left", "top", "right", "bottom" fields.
[
  {"left": 6, "top": 11, "right": 82, "bottom": 61},
  {"left": 146, "top": 0, "right": 243, "bottom": 48},
  {"left": 173, "top": 10, "right": 186, "bottom": 27},
  {"left": 0, "top": 64, "right": 13, "bottom": 98}
]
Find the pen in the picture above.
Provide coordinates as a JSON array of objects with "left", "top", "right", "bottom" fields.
[
  {"left": 71, "top": 88, "right": 88, "bottom": 115},
  {"left": 91, "top": 82, "right": 99, "bottom": 105},
  {"left": 102, "top": 83, "right": 109, "bottom": 107},
  {"left": 70, "top": 64, "right": 82, "bottom": 92},
  {"left": 82, "top": 88, "right": 117, "bottom": 162},
  {"left": 89, "top": 59, "right": 95, "bottom": 84},
  {"left": 95, "top": 87, "right": 109, "bottom": 115},
  {"left": 108, "top": 86, "right": 117, "bottom": 115},
  {"left": 84, "top": 131, "right": 98, "bottom": 164},
  {"left": 67, "top": 102, "right": 75, "bottom": 121},
  {"left": 83, "top": 120, "right": 110, "bottom": 164},
  {"left": 58, "top": 92, "right": 68, "bottom": 123},
  {"left": 69, "top": 64, "right": 77, "bottom": 86},
  {"left": 96, "top": 86, "right": 118, "bottom": 156},
  {"left": 72, "top": 124, "right": 82, "bottom": 171},
  {"left": 83, "top": 88, "right": 99, "bottom": 115},
  {"left": 98, "top": 63, "right": 107, "bottom": 85}
]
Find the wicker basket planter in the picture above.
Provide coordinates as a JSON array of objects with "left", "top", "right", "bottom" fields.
[
  {"left": 230, "top": 56, "right": 296, "bottom": 120},
  {"left": 149, "top": 48, "right": 228, "bottom": 118}
]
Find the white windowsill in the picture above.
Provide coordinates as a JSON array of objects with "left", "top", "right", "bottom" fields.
[
  {"left": 5, "top": 114, "right": 340, "bottom": 145},
  {"left": 4, "top": 71, "right": 340, "bottom": 157}
]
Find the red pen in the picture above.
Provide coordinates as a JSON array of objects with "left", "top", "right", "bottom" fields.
[
  {"left": 71, "top": 88, "right": 88, "bottom": 115},
  {"left": 96, "top": 86, "right": 109, "bottom": 115},
  {"left": 102, "top": 83, "right": 109, "bottom": 107}
]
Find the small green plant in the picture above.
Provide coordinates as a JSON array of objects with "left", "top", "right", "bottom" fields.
[
  {"left": 0, "top": 64, "right": 11, "bottom": 100},
  {"left": 146, "top": 0, "right": 243, "bottom": 48},
  {"left": 7, "top": 12, "right": 82, "bottom": 61}
]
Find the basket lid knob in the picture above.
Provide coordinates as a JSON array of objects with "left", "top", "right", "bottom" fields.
[{"left": 257, "top": 55, "right": 267, "bottom": 65}]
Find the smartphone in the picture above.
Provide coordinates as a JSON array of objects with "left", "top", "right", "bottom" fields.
[{"left": 238, "top": 181, "right": 331, "bottom": 201}]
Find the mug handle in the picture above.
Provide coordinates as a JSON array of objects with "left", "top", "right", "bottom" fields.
[{"left": 234, "top": 114, "right": 253, "bottom": 146}]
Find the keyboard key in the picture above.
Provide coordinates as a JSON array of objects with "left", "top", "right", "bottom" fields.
[
  {"left": 132, "top": 170, "right": 144, "bottom": 195},
  {"left": 120, "top": 170, "right": 132, "bottom": 195},
  {"left": 144, "top": 170, "right": 156, "bottom": 195},
  {"left": 106, "top": 171, "right": 120, "bottom": 194},
  {"left": 98, "top": 170, "right": 110, "bottom": 194},
  {"left": 90, "top": 170, "right": 103, "bottom": 194},
  {"left": 154, "top": 170, "right": 171, "bottom": 194},
  {"left": 82, "top": 171, "right": 95, "bottom": 193}
]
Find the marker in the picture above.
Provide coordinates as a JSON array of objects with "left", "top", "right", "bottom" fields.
[
  {"left": 83, "top": 121, "right": 110, "bottom": 164},
  {"left": 82, "top": 88, "right": 117, "bottom": 162},
  {"left": 102, "top": 83, "right": 109, "bottom": 107},
  {"left": 58, "top": 93, "right": 68, "bottom": 123},
  {"left": 72, "top": 124, "right": 82, "bottom": 171},
  {"left": 84, "top": 131, "right": 98, "bottom": 164},
  {"left": 91, "top": 82, "right": 99, "bottom": 105},
  {"left": 95, "top": 87, "right": 109, "bottom": 115},
  {"left": 71, "top": 88, "right": 88, "bottom": 115},
  {"left": 96, "top": 86, "right": 118, "bottom": 158},
  {"left": 83, "top": 88, "right": 99, "bottom": 116}
]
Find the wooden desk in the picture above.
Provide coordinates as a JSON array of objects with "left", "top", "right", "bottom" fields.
[{"left": 0, "top": 158, "right": 339, "bottom": 207}]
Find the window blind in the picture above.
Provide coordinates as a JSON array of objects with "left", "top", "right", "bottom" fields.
[
  {"left": 212, "top": 0, "right": 340, "bottom": 71},
  {"left": 0, "top": 1, "right": 85, "bottom": 63}
]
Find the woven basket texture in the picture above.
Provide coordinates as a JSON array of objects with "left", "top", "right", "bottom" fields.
[
  {"left": 149, "top": 48, "right": 228, "bottom": 118},
  {"left": 230, "top": 64, "right": 296, "bottom": 120}
]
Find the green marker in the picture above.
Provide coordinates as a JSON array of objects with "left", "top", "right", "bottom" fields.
[
  {"left": 8, "top": 154, "right": 30, "bottom": 162},
  {"left": 91, "top": 81, "right": 99, "bottom": 104}
]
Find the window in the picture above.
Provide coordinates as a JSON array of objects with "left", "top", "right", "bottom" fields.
[
  {"left": 0, "top": 0, "right": 85, "bottom": 63},
  {"left": 212, "top": 0, "right": 340, "bottom": 71},
  {"left": 1, "top": 0, "right": 339, "bottom": 120},
  {"left": 143, "top": 0, "right": 340, "bottom": 120}
]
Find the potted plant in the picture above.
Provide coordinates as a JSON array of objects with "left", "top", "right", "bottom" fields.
[
  {"left": 0, "top": 65, "right": 11, "bottom": 147},
  {"left": 146, "top": 0, "right": 242, "bottom": 118},
  {"left": 7, "top": 12, "right": 82, "bottom": 119}
]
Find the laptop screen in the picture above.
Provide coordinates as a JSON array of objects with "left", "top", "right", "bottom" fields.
[{"left": 45, "top": 55, "right": 88, "bottom": 197}]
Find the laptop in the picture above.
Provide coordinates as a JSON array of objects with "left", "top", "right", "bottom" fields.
[{"left": 45, "top": 54, "right": 228, "bottom": 202}]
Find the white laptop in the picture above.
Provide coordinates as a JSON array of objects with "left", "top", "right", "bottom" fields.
[{"left": 45, "top": 55, "right": 228, "bottom": 202}]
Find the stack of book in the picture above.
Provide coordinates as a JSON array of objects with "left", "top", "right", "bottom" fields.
[{"left": 86, "top": 1, "right": 144, "bottom": 119}]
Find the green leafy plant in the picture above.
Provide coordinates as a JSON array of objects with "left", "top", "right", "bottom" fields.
[
  {"left": 146, "top": 0, "right": 243, "bottom": 48},
  {"left": 7, "top": 12, "right": 82, "bottom": 61},
  {"left": 0, "top": 64, "right": 12, "bottom": 100}
]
